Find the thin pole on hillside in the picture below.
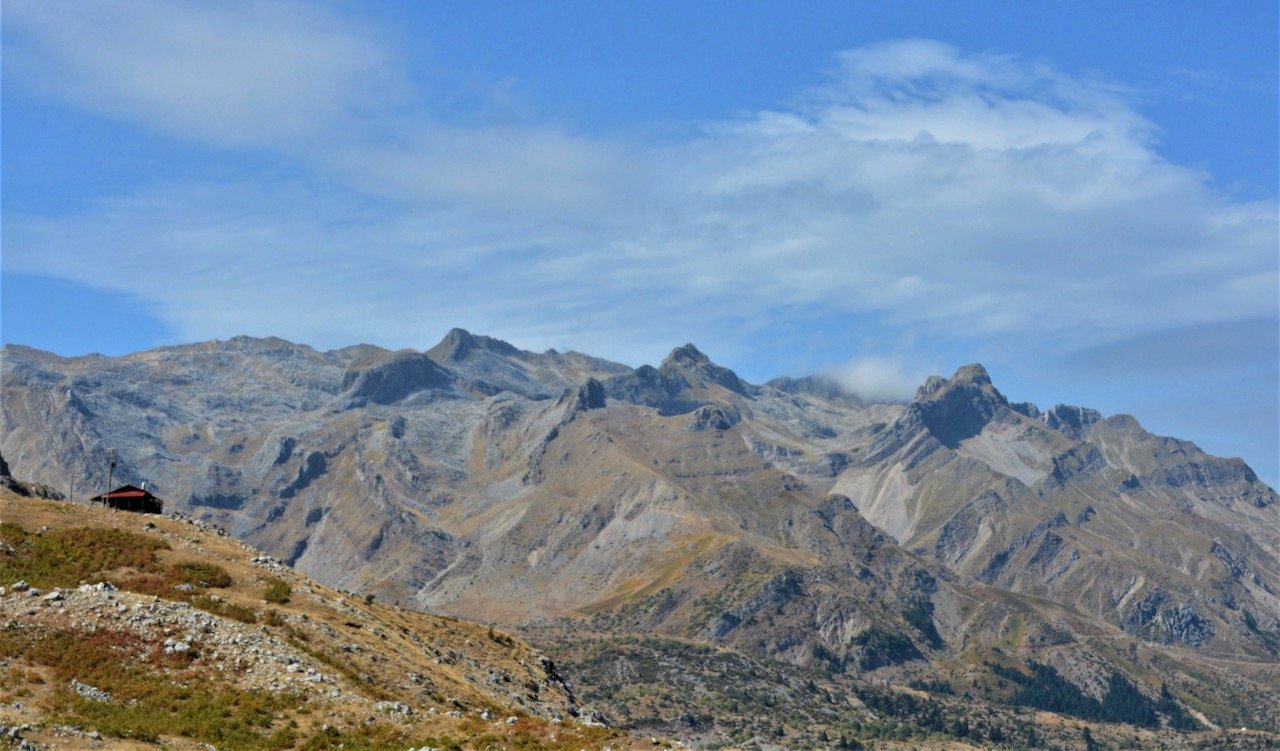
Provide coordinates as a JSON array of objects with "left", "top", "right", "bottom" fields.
[{"left": 106, "top": 450, "right": 116, "bottom": 506}]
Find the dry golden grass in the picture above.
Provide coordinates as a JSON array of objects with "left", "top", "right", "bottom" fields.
[{"left": 0, "top": 492, "right": 647, "bottom": 751}]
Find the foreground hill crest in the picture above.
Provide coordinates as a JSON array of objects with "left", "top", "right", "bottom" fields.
[{"left": 0, "top": 493, "right": 635, "bottom": 750}]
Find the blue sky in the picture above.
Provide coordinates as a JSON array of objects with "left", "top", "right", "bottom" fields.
[{"left": 2, "top": 1, "right": 1277, "bottom": 486}]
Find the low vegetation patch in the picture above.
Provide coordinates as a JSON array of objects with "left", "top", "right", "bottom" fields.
[
  {"left": 173, "top": 561, "right": 233, "bottom": 588},
  {"left": 0, "top": 623, "right": 301, "bottom": 751},
  {"left": 0, "top": 522, "right": 167, "bottom": 588},
  {"left": 261, "top": 608, "right": 287, "bottom": 627},
  {"left": 263, "top": 576, "right": 291, "bottom": 603},
  {"left": 192, "top": 594, "right": 258, "bottom": 624}
]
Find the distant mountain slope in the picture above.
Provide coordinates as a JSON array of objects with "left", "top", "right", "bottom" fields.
[{"left": 3, "top": 331, "right": 1279, "bottom": 741}]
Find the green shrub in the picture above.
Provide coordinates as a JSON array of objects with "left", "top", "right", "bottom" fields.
[
  {"left": 192, "top": 595, "right": 257, "bottom": 624},
  {"left": 263, "top": 577, "right": 291, "bottom": 604},
  {"left": 172, "top": 561, "right": 233, "bottom": 588}
]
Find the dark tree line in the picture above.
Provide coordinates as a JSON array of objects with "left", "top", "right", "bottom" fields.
[{"left": 991, "top": 661, "right": 1199, "bottom": 729}]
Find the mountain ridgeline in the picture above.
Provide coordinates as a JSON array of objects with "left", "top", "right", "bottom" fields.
[{"left": 3, "top": 330, "right": 1278, "bottom": 742}]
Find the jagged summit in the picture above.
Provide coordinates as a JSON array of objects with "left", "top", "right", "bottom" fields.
[
  {"left": 1043, "top": 404, "right": 1104, "bottom": 439},
  {"left": 657, "top": 343, "right": 749, "bottom": 396},
  {"left": 950, "top": 362, "right": 992, "bottom": 386},
  {"left": 907, "top": 363, "right": 1010, "bottom": 448},
  {"left": 426, "top": 327, "right": 522, "bottom": 362},
  {"left": 662, "top": 343, "right": 709, "bottom": 367}
]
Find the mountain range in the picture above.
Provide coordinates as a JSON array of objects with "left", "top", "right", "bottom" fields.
[{"left": 3, "top": 330, "right": 1278, "bottom": 746}]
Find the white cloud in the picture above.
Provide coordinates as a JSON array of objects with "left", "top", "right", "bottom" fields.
[
  {"left": 825, "top": 357, "right": 924, "bottom": 403},
  {"left": 3, "top": 0, "right": 403, "bottom": 147},
  {"left": 2, "top": 7, "right": 1275, "bottom": 375}
]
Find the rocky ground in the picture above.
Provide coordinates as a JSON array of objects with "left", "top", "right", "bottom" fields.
[{"left": 0, "top": 493, "right": 642, "bottom": 751}]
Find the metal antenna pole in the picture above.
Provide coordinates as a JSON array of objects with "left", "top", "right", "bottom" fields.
[{"left": 106, "top": 450, "right": 116, "bottom": 507}]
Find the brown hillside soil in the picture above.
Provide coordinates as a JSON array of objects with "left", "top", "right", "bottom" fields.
[{"left": 0, "top": 493, "right": 644, "bottom": 751}]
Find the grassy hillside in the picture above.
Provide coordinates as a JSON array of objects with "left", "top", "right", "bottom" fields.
[{"left": 0, "top": 493, "right": 638, "bottom": 751}]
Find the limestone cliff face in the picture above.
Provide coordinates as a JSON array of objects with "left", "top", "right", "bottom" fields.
[
  {"left": 3, "top": 332, "right": 1279, "bottom": 692},
  {"left": 830, "top": 363, "right": 1280, "bottom": 655}
]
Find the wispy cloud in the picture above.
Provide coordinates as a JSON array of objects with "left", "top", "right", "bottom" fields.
[
  {"left": 3, "top": 0, "right": 403, "bottom": 147},
  {"left": 824, "top": 356, "right": 925, "bottom": 403},
  {"left": 2, "top": 5, "right": 1275, "bottom": 376}
]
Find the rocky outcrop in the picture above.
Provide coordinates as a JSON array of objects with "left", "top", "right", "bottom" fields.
[
  {"left": 689, "top": 405, "right": 736, "bottom": 432},
  {"left": 562, "top": 378, "right": 607, "bottom": 416},
  {"left": 427, "top": 328, "right": 522, "bottom": 363},
  {"left": 340, "top": 351, "right": 453, "bottom": 406},
  {"left": 1123, "top": 590, "right": 1215, "bottom": 646},
  {"left": 280, "top": 452, "right": 328, "bottom": 499},
  {"left": 707, "top": 570, "right": 806, "bottom": 641},
  {"left": 1043, "top": 404, "right": 1103, "bottom": 440},
  {"left": 1046, "top": 444, "right": 1106, "bottom": 486},
  {"left": 603, "top": 365, "right": 703, "bottom": 415},
  {"left": 911, "top": 364, "right": 1009, "bottom": 448},
  {"left": 0, "top": 452, "right": 29, "bottom": 497},
  {"left": 660, "top": 344, "right": 752, "bottom": 396},
  {"left": 190, "top": 463, "right": 247, "bottom": 509}
]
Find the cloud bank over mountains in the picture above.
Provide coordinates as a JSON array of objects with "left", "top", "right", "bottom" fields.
[{"left": 3, "top": 2, "right": 1276, "bottom": 478}]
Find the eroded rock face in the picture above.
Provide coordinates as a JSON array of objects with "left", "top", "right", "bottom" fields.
[
  {"left": 1123, "top": 591, "right": 1215, "bottom": 647},
  {"left": 0, "top": 451, "right": 30, "bottom": 496},
  {"left": 910, "top": 364, "right": 1009, "bottom": 448},
  {"left": 689, "top": 405, "right": 735, "bottom": 432},
  {"left": 1043, "top": 405, "right": 1103, "bottom": 440},
  {"left": 1, "top": 333, "right": 1278, "bottom": 673},
  {"left": 566, "top": 378, "right": 607, "bottom": 414},
  {"left": 341, "top": 351, "right": 454, "bottom": 406},
  {"left": 660, "top": 343, "right": 752, "bottom": 396}
]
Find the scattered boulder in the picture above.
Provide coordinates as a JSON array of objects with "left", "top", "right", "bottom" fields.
[{"left": 70, "top": 678, "right": 111, "bottom": 702}]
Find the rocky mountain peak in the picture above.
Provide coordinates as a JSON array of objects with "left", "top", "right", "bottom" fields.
[
  {"left": 659, "top": 344, "right": 749, "bottom": 396},
  {"left": 951, "top": 363, "right": 992, "bottom": 386},
  {"left": 913, "top": 364, "right": 1007, "bottom": 407},
  {"left": 1044, "top": 404, "right": 1104, "bottom": 439},
  {"left": 562, "top": 378, "right": 607, "bottom": 414},
  {"left": 663, "top": 343, "right": 709, "bottom": 367},
  {"left": 909, "top": 363, "right": 1010, "bottom": 448},
  {"left": 914, "top": 375, "right": 947, "bottom": 401},
  {"left": 426, "top": 328, "right": 520, "bottom": 363},
  {"left": 339, "top": 350, "right": 453, "bottom": 406},
  {"left": 224, "top": 334, "right": 297, "bottom": 350},
  {"left": 4, "top": 335, "right": 1280, "bottom": 742}
]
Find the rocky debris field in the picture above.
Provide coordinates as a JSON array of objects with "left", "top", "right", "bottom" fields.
[
  {"left": 1, "top": 582, "right": 343, "bottom": 699},
  {"left": 0, "top": 495, "right": 641, "bottom": 751}
]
